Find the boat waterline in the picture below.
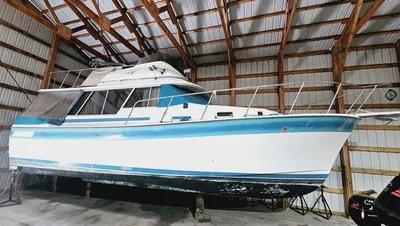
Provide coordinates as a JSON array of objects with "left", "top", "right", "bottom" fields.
[{"left": 10, "top": 157, "right": 328, "bottom": 180}]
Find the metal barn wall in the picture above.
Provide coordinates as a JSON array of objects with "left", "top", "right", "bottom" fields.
[
  {"left": 344, "top": 48, "right": 400, "bottom": 195},
  {"left": 0, "top": 1, "right": 89, "bottom": 190},
  {"left": 196, "top": 46, "right": 400, "bottom": 214}
]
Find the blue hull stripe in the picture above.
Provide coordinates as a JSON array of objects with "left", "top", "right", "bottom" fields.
[
  {"left": 10, "top": 157, "right": 328, "bottom": 180},
  {"left": 11, "top": 116, "right": 359, "bottom": 140}
]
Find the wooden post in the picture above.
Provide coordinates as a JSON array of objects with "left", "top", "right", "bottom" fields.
[
  {"left": 41, "top": 33, "right": 60, "bottom": 89},
  {"left": 86, "top": 182, "right": 91, "bottom": 198},
  {"left": 396, "top": 40, "right": 400, "bottom": 74},
  {"left": 216, "top": 0, "right": 236, "bottom": 106},
  {"left": 330, "top": 0, "right": 385, "bottom": 216},
  {"left": 278, "top": 0, "right": 299, "bottom": 114}
]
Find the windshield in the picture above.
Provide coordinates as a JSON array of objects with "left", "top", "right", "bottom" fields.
[{"left": 157, "top": 85, "right": 210, "bottom": 107}]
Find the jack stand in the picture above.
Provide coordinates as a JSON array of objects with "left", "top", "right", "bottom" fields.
[
  {"left": 0, "top": 168, "right": 22, "bottom": 207},
  {"left": 52, "top": 176, "right": 58, "bottom": 192},
  {"left": 290, "top": 195, "right": 309, "bottom": 215},
  {"left": 266, "top": 198, "right": 280, "bottom": 211},
  {"left": 86, "top": 183, "right": 91, "bottom": 198},
  {"left": 195, "top": 195, "right": 211, "bottom": 222},
  {"left": 311, "top": 186, "right": 332, "bottom": 220}
]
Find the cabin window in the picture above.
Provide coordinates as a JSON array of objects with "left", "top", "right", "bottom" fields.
[
  {"left": 68, "top": 91, "right": 92, "bottom": 115},
  {"left": 68, "top": 89, "right": 133, "bottom": 115},
  {"left": 124, "top": 87, "right": 159, "bottom": 108},
  {"left": 102, "top": 89, "right": 131, "bottom": 114},
  {"left": 79, "top": 91, "right": 108, "bottom": 115},
  {"left": 158, "top": 85, "right": 209, "bottom": 107}
]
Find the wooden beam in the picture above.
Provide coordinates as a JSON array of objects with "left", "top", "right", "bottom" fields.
[
  {"left": 0, "top": 104, "right": 24, "bottom": 112},
  {"left": 278, "top": 0, "right": 299, "bottom": 114},
  {"left": 356, "top": 125, "right": 400, "bottom": 131},
  {"left": 198, "top": 62, "right": 398, "bottom": 80},
  {"left": 92, "top": 28, "right": 399, "bottom": 50},
  {"left": 0, "top": 40, "right": 85, "bottom": 80},
  {"left": 58, "top": 48, "right": 88, "bottom": 66},
  {"left": 70, "top": 39, "right": 111, "bottom": 62},
  {"left": 2, "top": 0, "right": 71, "bottom": 40},
  {"left": 61, "top": 0, "right": 247, "bottom": 26},
  {"left": 2, "top": 2, "right": 109, "bottom": 62},
  {"left": 216, "top": 0, "right": 236, "bottom": 106},
  {"left": 65, "top": 1, "right": 124, "bottom": 63},
  {"left": 43, "top": 0, "right": 61, "bottom": 25},
  {"left": 348, "top": 146, "right": 400, "bottom": 154},
  {"left": 0, "top": 61, "right": 42, "bottom": 80},
  {"left": 351, "top": 168, "right": 400, "bottom": 177},
  {"left": 71, "top": 0, "right": 400, "bottom": 48},
  {"left": 396, "top": 39, "right": 400, "bottom": 74},
  {"left": 331, "top": 1, "right": 387, "bottom": 216},
  {"left": 112, "top": 0, "right": 153, "bottom": 55},
  {"left": 166, "top": 0, "right": 193, "bottom": 69},
  {"left": 355, "top": 0, "right": 385, "bottom": 31},
  {"left": 332, "top": 165, "right": 399, "bottom": 177},
  {"left": 0, "top": 125, "right": 11, "bottom": 131},
  {"left": 0, "top": 40, "right": 47, "bottom": 64},
  {"left": 0, "top": 82, "right": 38, "bottom": 96},
  {"left": 66, "top": 0, "right": 144, "bottom": 58},
  {"left": 332, "top": 0, "right": 384, "bottom": 82},
  {"left": 42, "top": 33, "right": 60, "bottom": 89},
  {"left": 140, "top": 0, "right": 195, "bottom": 69}
]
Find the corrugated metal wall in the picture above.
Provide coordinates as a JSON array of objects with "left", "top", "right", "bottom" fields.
[
  {"left": 345, "top": 48, "right": 400, "bottom": 195},
  {"left": 0, "top": 2, "right": 89, "bottom": 190},
  {"left": 196, "top": 46, "right": 400, "bottom": 214}
]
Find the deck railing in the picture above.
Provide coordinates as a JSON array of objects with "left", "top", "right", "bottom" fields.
[{"left": 126, "top": 81, "right": 386, "bottom": 124}]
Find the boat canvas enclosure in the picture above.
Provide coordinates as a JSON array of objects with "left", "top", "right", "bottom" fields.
[{"left": 14, "top": 91, "right": 82, "bottom": 125}]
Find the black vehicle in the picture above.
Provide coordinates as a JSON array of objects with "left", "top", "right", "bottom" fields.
[{"left": 348, "top": 175, "right": 400, "bottom": 226}]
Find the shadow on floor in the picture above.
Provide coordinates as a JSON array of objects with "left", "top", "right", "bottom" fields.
[{"left": 22, "top": 176, "right": 285, "bottom": 218}]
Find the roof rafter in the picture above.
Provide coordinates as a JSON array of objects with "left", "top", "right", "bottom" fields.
[
  {"left": 47, "top": 0, "right": 250, "bottom": 26},
  {"left": 166, "top": 0, "right": 192, "bottom": 69},
  {"left": 65, "top": 0, "right": 144, "bottom": 58},
  {"left": 111, "top": 0, "right": 153, "bottom": 55},
  {"left": 3, "top": 0, "right": 71, "bottom": 39},
  {"left": 65, "top": 1, "right": 124, "bottom": 63},
  {"left": 43, "top": 0, "right": 61, "bottom": 25},
  {"left": 216, "top": 0, "right": 236, "bottom": 105},
  {"left": 69, "top": 0, "right": 384, "bottom": 46},
  {"left": 2, "top": 0, "right": 110, "bottom": 62},
  {"left": 139, "top": 0, "right": 196, "bottom": 69},
  {"left": 332, "top": 0, "right": 385, "bottom": 82}
]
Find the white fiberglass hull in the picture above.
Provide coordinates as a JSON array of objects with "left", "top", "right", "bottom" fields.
[{"left": 9, "top": 115, "right": 359, "bottom": 198}]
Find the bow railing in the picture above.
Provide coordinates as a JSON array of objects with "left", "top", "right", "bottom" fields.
[{"left": 126, "top": 81, "right": 389, "bottom": 124}]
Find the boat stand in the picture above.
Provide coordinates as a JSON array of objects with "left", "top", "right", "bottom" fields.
[
  {"left": 52, "top": 176, "right": 58, "bottom": 192},
  {"left": 0, "top": 168, "right": 22, "bottom": 207},
  {"left": 195, "top": 195, "right": 211, "bottom": 222},
  {"left": 311, "top": 186, "right": 332, "bottom": 220},
  {"left": 246, "top": 198, "right": 282, "bottom": 210},
  {"left": 289, "top": 195, "right": 309, "bottom": 215},
  {"left": 86, "top": 182, "right": 91, "bottom": 198}
]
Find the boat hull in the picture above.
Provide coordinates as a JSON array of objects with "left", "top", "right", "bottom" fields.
[{"left": 9, "top": 115, "right": 359, "bottom": 198}]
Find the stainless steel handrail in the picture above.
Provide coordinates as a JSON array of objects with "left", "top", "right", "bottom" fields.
[{"left": 120, "top": 81, "right": 388, "bottom": 124}]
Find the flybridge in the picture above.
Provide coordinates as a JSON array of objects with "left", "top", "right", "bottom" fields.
[{"left": 48, "top": 61, "right": 190, "bottom": 89}]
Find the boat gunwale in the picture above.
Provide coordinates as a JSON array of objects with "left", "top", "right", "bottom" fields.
[{"left": 11, "top": 113, "right": 361, "bottom": 129}]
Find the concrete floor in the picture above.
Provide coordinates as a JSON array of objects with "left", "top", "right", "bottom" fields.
[{"left": 0, "top": 190, "right": 356, "bottom": 226}]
